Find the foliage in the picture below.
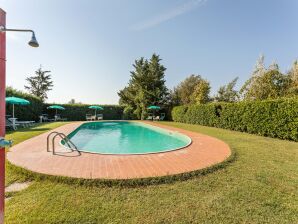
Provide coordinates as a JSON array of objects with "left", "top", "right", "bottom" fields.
[
  {"left": 287, "top": 60, "right": 298, "bottom": 96},
  {"left": 172, "top": 74, "right": 203, "bottom": 105},
  {"left": 118, "top": 54, "right": 169, "bottom": 119},
  {"left": 172, "top": 98, "right": 298, "bottom": 141},
  {"left": 24, "top": 66, "right": 54, "bottom": 102},
  {"left": 240, "top": 56, "right": 290, "bottom": 100},
  {"left": 6, "top": 87, "right": 43, "bottom": 121},
  {"left": 44, "top": 103, "right": 124, "bottom": 121},
  {"left": 68, "top": 99, "right": 82, "bottom": 104},
  {"left": 215, "top": 77, "right": 239, "bottom": 102},
  {"left": 192, "top": 79, "right": 211, "bottom": 104}
]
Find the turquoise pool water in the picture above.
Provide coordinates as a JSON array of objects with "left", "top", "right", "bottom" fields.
[{"left": 63, "top": 121, "right": 191, "bottom": 154}]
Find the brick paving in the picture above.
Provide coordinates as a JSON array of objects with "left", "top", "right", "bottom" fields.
[{"left": 7, "top": 121, "right": 231, "bottom": 179}]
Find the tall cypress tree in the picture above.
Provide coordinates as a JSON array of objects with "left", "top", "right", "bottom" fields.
[{"left": 118, "top": 54, "right": 168, "bottom": 119}]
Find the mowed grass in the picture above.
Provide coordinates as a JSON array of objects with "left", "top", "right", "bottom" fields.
[
  {"left": 5, "top": 121, "right": 298, "bottom": 223},
  {"left": 5, "top": 122, "right": 68, "bottom": 186}
]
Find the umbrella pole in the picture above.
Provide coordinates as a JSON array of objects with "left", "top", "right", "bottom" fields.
[
  {"left": 12, "top": 104, "right": 16, "bottom": 128},
  {"left": 95, "top": 109, "right": 97, "bottom": 117}
]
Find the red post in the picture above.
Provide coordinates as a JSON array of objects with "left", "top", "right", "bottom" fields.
[{"left": 0, "top": 8, "right": 6, "bottom": 224}]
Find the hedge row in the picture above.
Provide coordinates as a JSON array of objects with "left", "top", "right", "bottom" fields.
[
  {"left": 44, "top": 104, "right": 124, "bottom": 121},
  {"left": 172, "top": 98, "right": 298, "bottom": 141},
  {"left": 6, "top": 87, "right": 43, "bottom": 121},
  {"left": 5, "top": 88, "right": 123, "bottom": 121}
]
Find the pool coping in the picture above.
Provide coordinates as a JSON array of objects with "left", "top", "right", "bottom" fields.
[{"left": 7, "top": 121, "right": 232, "bottom": 180}]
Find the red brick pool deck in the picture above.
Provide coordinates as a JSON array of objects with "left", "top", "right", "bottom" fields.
[{"left": 7, "top": 121, "right": 231, "bottom": 179}]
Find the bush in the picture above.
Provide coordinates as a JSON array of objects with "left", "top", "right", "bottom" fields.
[
  {"left": 43, "top": 104, "right": 124, "bottom": 121},
  {"left": 172, "top": 98, "right": 298, "bottom": 141},
  {"left": 6, "top": 87, "right": 43, "bottom": 121}
]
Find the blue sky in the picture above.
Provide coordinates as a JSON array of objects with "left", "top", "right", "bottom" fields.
[{"left": 1, "top": 0, "right": 298, "bottom": 104}]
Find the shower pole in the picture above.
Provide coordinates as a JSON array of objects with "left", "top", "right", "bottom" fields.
[{"left": 0, "top": 8, "right": 6, "bottom": 224}]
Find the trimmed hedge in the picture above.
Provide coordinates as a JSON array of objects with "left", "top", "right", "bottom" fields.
[
  {"left": 172, "top": 98, "right": 298, "bottom": 141},
  {"left": 6, "top": 87, "right": 43, "bottom": 121},
  {"left": 5, "top": 87, "right": 123, "bottom": 121},
  {"left": 43, "top": 104, "right": 124, "bottom": 121}
]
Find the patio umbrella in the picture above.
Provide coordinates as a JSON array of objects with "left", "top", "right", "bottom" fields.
[
  {"left": 147, "top": 105, "right": 161, "bottom": 110},
  {"left": 47, "top": 105, "right": 65, "bottom": 115},
  {"left": 5, "top": 96, "right": 30, "bottom": 118},
  {"left": 147, "top": 105, "right": 161, "bottom": 120},
  {"left": 88, "top": 105, "right": 103, "bottom": 116}
]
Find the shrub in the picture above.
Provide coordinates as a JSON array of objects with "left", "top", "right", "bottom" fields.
[
  {"left": 43, "top": 104, "right": 124, "bottom": 121},
  {"left": 172, "top": 98, "right": 298, "bottom": 141}
]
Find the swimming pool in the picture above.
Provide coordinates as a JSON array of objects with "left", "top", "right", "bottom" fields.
[{"left": 62, "top": 121, "right": 191, "bottom": 154}]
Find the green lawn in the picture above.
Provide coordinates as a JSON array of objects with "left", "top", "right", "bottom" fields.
[{"left": 4, "top": 122, "right": 298, "bottom": 224}]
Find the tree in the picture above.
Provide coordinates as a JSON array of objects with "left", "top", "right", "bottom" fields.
[
  {"left": 68, "top": 99, "right": 76, "bottom": 104},
  {"left": 24, "top": 66, "right": 53, "bottom": 102},
  {"left": 286, "top": 60, "right": 298, "bottom": 96},
  {"left": 240, "top": 55, "right": 266, "bottom": 100},
  {"left": 173, "top": 74, "right": 204, "bottom": 105},
  {"left": 240, "top": 56, "right": 289, "bottom": 100},
  {"left": 118, "top": 54, "right": 169, "bottom": 119},
  {"left": 67, "top": 99, "right": 82, "bottom": 104},
  {"left": 192, "top": 79, "right": 210, "bottom": 104},
  {"left": 215, "top": 77, "right": 239, "bottom": 102}
]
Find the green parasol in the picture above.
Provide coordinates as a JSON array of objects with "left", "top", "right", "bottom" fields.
[
  {"left": 47, "top": 105, "right": 65, "bottom": 115},
  {"left": 6, "top": 96, "right": 30, "bottom": 118},
  {"left": 88, "top": 105, "right": 103, "bottom": 116}
]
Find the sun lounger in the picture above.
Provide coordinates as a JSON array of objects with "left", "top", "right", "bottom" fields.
[
  {"left": 86, "top": 114, "right": 93, "bottom": 121},
  {"left": 40, "top": 114, "right": 55, "bottom": 122},
  {"left": 5, "top": 117, "right": 19, "bottom": 130},
  {"left": 153, "top": 113, "right": 165, "bottom": 121},
  {"left": 146, "top": 113, "right": 153, "bottom": 120},
  {"left": 97, "top": 114, "right": 103, "bottom": 120},
  {"left": 55, "top": 114, "right": 67, "bottom": 121},
  {"left": 160, "top": 113, "right": 166, "bottom": 121},
  {"left": 8, "top": 118, "right": 35, "bottom": 128},
  {"left": 153, "top": 116, "right": 160, "bottom": 121}
]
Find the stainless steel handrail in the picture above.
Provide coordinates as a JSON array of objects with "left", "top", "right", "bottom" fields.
[
  {"left": 47, "top": 131, "right": 80, "bottom": 155},
  {"left": 47, "top": 131, "right": 60, "bottom": 152}
]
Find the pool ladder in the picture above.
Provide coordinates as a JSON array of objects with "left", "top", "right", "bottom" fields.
[{"left": 47, "top": 131, "right": 80, "bottom": 155}]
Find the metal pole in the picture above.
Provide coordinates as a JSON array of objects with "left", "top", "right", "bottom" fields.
[{"left": 0, "top": 8, "right": 6, "bottom": 224}]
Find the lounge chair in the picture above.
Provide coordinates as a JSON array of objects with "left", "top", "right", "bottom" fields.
[
  {"left": 5, "top": 117, "right": 19, "bottom": 130},
  {"left": 55, "top": 114, "right": 67, "bottom": 121},
  {"left": 86, "top": 114, "right": 93, "bottom": 121},
  {"left": 153, "top": 116, "right": 160, "bottom": 121},
  {"left": 97, "top": 114, "right": 103, "bottom": 120},
  {"left": 146, "top": 113, "right": 153, "bottom": 120},
  {"left": 40, "top": 114, "right": 55, "bottom": 122},
  {"left": 160, "top": 113, "right": 166, "bottom": 121},
  {"left": 153, "top": 113, "right": 165, "bottom": 121},
  {"left": 9, "top": 118, "right": 35, "bottom": 128}
]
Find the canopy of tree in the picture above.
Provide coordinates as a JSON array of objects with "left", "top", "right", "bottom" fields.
[
  {"left": 118, "top": 54, "right": 169, "bottom": 120},
  {"left": 240, "top": 55, "right": 296, "bottom": 100},
  {"left": 171, "top": 74, "right": 211, "bottom": 105},
  {"left": 24, "top": 66, "right": 53, "bottom": 102},
  {"left": 215, "top": 77, "right": 239, "bottom": 102}
]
